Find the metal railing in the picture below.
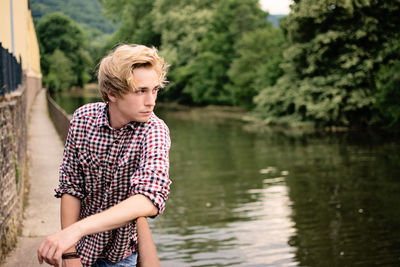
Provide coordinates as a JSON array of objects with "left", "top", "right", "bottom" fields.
[{"left": 0, "top": 42, "right": 22, "bottom": 97}]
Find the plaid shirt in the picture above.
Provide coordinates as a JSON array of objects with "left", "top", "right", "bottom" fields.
[{"left": 55, "top": 102, "right": 171, "bottom": 267}]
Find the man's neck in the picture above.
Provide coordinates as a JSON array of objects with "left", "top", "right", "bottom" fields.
[{"left": 107, "top": 103, "right": 127, "bottom": 130}]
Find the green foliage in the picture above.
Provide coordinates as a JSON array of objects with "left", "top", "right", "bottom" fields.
[
  {"left": 182, "top": 0, "right": 269, "bottom": 105},
  {"left": 45, "top": 49, "right": 77, "bottom": 92},
  {"left": 31, "top": 0, "right": 400, "bottom": 129},
  {"left": 254, "top": 0, "right": 400, "bottom": 127},
  {"left": 101, "top": 0, "right": 160, "bottom": 47},
  {"left": 97, "top": 0, "right": 399, "bottom": 129},
  {"left": 31, "top": 0, "right": 115, "bottom": 34},
  {"left": 375, "top": 60, "right": 400, "bottom": 128},
  {"left": 14, "top": 157, "right": 20, "bottom": 184},
  {"left": 101, "top": 0, "right": 275, "bottom": 105},
  {"left": 152, "top": 0, "right": 215, "bottom": 101},
  {"left": 227, "top": 27, "right": 285, "bottom": 108},
  {"left": 36, "top": 13, "right": 92, "bottom": 91},
  {"left": 183, "top": 51, "right": 231, "bottom": 104},
  {"left": 31, "top": 0, "right": 115, "bottom": 82}
]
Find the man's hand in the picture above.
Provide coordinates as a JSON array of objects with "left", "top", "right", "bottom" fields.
[
  {"left": 37, "top": 225, "right": 81, "bottom": 267},
  {"left": 37, "top": 194, "right": 157, "bottom": 266},
  {"left": 62, "top": 258, "right": 83, "bottom": 267}
]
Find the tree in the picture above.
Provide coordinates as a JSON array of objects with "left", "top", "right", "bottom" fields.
[
  {"left": 100, "top": 0, "right": 273, "bottom": 106},
  {"left": 374, "top": 21, "right": 400, "bottom": 129},
  {"left": 31, "top": 0, "right": 115, "bottom": 34},
  {"left": 183, "top": 0, "right": 269, "bottom": 105},
  {"left": 227, "top": 26, "right": 285, "bottom": 108},
  {"left": 101, "top": 0, "right": 160, "bottom": 47},
  {"left": 254, "top": 0, "right": 400, "bottom": 127},
  {"left": 152, "top": 0, "right": 215, "bottom": 102},
  {"left": 45, "top": 49, "right": 76, "bottom": 92},
  {"left": 36, "top": 12, "right": 92, "bottom": 89},
  {"left": 375, "top": 60, "right": 400, "bottom": 128}
]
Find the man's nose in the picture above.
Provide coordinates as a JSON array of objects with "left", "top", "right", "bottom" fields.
[{"left": 145, "top": 91, "right": 156, "bottom": 106}]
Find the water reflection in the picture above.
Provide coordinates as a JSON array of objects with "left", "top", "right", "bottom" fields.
[
  {"left": 283, "top": 132, "right": 400, "bottom": 266},
  {"left": 52, "top": 93, "right": 400, "bottom": 266},
  {"left": 153, "top": 107, "right": 400, "bottom": 266},
  {"left": 146, "top": 108, "right": 297, "bottom": 266},
  {"left": 50, "top": 89, "right": 102, "bottom": 115}
]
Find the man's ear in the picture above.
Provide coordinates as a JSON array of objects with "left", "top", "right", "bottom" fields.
[{"left": 107, "top": 89, "right": 117, "bottom": 102}]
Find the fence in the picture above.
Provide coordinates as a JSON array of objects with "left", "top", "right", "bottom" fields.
[{"left": 0, "top": 42, "right": 22, "bottom": 97}]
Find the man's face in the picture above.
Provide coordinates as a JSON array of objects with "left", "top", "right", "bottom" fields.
[{"left": 108, "top": 67, "right": 160, "bottom": 126}]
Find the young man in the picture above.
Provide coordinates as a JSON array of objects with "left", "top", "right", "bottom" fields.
[{"left": 37, "top": 44, "right": 171, "bottom": 267}]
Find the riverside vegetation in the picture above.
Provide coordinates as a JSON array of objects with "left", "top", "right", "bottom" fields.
[{"left": 32, "top": 0, "right": 400, "bottom": 130}]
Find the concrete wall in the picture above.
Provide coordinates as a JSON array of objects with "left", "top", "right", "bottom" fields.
[
  {"left": 0, "top": 83, "right": 27, "bottom": 261},
  {"left": 47, "top": 94, "right": 71, "bottom": 143}
]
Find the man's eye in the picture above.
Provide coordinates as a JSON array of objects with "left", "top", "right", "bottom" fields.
[
  {"left": 135, "top": 89, "right": 146, "bottom": 94},
  {"left": 153, "top": 88, "right": 160, "bottom": 93}
]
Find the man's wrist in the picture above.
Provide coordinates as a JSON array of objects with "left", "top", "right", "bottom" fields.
[
  {"left": 64, "top": 243, "right": 77, "bottom": 254},
  {"left": 62, "top": 252, "right": 80, "bottom": 259},
  {"left": 68, "top": 220, "right": 85, "bottom": 240}
]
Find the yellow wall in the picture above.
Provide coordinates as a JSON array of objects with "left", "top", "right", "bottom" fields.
[
  {"left": 0, "top": 0, "right": 41, "bottom": 78},
  {"left": 0, "top": 0, "right": 12, "bottom": 50}
]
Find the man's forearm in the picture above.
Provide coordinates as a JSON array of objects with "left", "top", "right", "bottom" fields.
[
  {"left": 136, "top": 217, "right": 160, "bottom": 267},
  {"left": 61, "top": 194, "right": 81, "bottom": 253},
  {"left": 70, "top": 194, "right": 157, "bottom": 238}
]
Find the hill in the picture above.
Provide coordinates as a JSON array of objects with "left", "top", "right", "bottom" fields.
[
  {"left": 268, "top": 14, "right": 286, "bottom": 27},
  {"left": 31, "top": 0, "right": 115, "bottom": 34}
]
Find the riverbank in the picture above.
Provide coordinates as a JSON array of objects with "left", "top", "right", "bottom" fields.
[
  {"left": 53, "top": 85, "right": 398, "bottom": 135},
  {"left": 156, "top": 102, "right": 248, "bottom": 122}
]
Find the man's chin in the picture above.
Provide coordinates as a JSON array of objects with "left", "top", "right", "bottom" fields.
[{"left": 135, "top": 115, "right": 151, "bottom": 123}]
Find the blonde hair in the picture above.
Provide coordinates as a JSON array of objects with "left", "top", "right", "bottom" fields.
[{"left": 97, "top": 44, "right": 169, "bottom": 101}]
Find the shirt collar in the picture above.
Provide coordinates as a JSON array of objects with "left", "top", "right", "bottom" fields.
[
  {"left": 95, "top": 103, "right": 111, "bottom": 129},
  {"left": 95, "top": 103, "right": 147, "bottom": 131}
]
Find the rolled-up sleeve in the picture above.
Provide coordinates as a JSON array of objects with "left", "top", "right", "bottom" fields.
[
  {"left": 131, "top": 122, "right": 171, "bottom": 215},
  {"left": 54, "top": 118, "right": 85, "bottom": 199}
]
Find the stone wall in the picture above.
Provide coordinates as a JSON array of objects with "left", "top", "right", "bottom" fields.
[
  {"left": 0, "top": 84, "right": 27, "bottom": 261},
  {"left": 0, "top": 71, "right": 41, "bottom": 262}
]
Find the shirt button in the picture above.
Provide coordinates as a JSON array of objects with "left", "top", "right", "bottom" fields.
[{"left": 114, "top": 140, "right": 119, "bottom": 144}]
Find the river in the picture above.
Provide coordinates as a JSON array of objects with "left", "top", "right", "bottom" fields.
[{"left": 52, "top": 90, "right": 400, "bottom": 266}]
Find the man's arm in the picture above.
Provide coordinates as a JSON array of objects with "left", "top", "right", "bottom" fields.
[
  {"left": 37, "top": 194, "right": 157, "bottom": 267},
  {"left": 61, "top": 194, "right": 81, "bottom": 251},
  {"left": 60, "top": 194, "right": 82, "bottom": 267},
  {"left": 136, "top": 217, "right": 160, "bottom": 267}
]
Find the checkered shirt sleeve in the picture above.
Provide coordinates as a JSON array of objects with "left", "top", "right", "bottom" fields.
[
  {"left": 55, "top": 117, "right": 85, "bottom": 199},
  {"left": 131, "top": 119, "right": 171, "bottom": 215}
]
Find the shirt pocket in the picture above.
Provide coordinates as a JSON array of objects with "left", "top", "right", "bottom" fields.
[
  {"left": 116, "top": 152, "right": 140, "bottom": 190},
  {"left": 78, "top": 151, "right": 103, "bottom": 194}
]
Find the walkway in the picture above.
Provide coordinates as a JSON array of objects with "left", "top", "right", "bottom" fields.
[{"left": 2, "top": 89, "right": 63, "bottom": 266}]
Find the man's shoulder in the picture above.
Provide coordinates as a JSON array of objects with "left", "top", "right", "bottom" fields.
[
  {"left": 72, "top": 102, "right": 105, "bottom": 120},
  {"left": 141, "top": 114, "right": 171, "bottom": 146},
  {"left": 147, "top": 113, "right": 169, "bottom": 132}
]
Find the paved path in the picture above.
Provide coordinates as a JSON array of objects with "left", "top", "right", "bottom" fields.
[{"left": 2, "top": 89, "right": 63, "bottom": 266}]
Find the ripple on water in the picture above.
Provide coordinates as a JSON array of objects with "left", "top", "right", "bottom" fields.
[{"left": 154, "top": 184, "right": 296, "bottom": 266}]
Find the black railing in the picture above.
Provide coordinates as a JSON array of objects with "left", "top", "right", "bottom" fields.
[{"left": 0, "top": 42, "right": 22, "bottom": 97}]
